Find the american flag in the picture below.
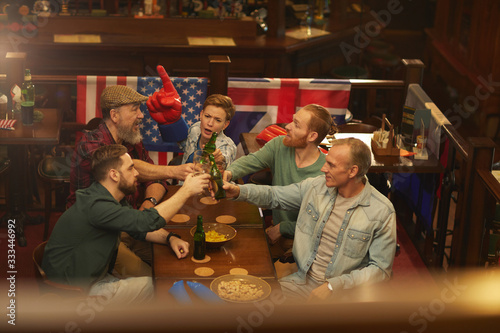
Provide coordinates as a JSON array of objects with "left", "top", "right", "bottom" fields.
[
  {"left": 0, "top": 119, "right": 16, "bottom": 130},
  {"left": 225, "top": 78, "right": 351, "bottom": 145},
  {"left": 77, "top": 76, "right": 208, "bottom": 165}
]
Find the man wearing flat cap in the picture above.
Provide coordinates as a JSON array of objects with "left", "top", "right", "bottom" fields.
[{"left": 68, "top": 85, "right": 193, "bottom": 278}]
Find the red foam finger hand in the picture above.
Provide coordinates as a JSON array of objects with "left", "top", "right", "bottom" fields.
[
  {"left": 172, "top": 98, "right": 182, "bottom": 112},
  {"left": 149, "top": 108, "right": 167, "bottom": 124},
  {"left": 146, "top": 98, "right": 157, "bottom": 113},
  {"left": 157, "top": 65, "right": 179, "bottom": 99},
  {"left": 162, "top": 108, "right": 182, "bottom": 124},
  {"left": 157, "top": 91, "right": 174, "bottom": 107},
  {"left": 147, "top": 65, "right": 183, "bottom": 125},
  {"left": 149, "top": 91, "right": 162, "bottom": 110},
  {"left": 158, "top": 93, "right": 182, "bottom": 111},
  {"left": 147, "top": 94, "right": 168, "bottom": 124}
]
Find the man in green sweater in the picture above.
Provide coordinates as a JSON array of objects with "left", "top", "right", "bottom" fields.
[
  {"left": 223, "top": 104, "right": 336, "bottom": 257},
  {"left": 42, "top": 144, "right": 210, "bottom": 303}
]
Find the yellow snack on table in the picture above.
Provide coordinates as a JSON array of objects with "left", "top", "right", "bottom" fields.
[{"left": 206, "top": 230, "right": 227, "bottom": 242}]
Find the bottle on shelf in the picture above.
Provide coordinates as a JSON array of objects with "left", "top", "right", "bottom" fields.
[
  {"left": 144, "top": 0, "right": 153, "bottom": 15},
  {"left": 193, "top": 215, "right": 206, "bottom": 260},
  {"left": 209, "top": 154, "right": 226, "bottom": 200},
  {"left": 21, "top": 68, "right": 34, "bottom": 126},
  {"left": 0, "top": 92, "right": 7, "bottom": 120}
]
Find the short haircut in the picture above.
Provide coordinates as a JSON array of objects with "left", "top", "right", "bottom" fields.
[
  {"left": 202, "top": 94, "right": 236, "bottom": 121},
  {"left": 101, "top": 105, "right": 114, "bottom": 120},
  {"left": 91, "top": 144, "right": 128, "bottom": 182},
  {"left": 302, "top": 104, "right": 338, "bottom": 145},
  {"left": 330, "top": 138, "right": 371, "bottom": 179}
]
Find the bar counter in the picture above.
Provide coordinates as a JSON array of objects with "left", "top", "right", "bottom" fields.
[{"left": 0, "top": 15, "right": 365, "bottom": 78}]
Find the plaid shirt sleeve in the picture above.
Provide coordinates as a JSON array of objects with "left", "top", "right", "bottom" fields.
[
  {"left": 67, "top": 125, "right": 109, "bottom": 207},
  {"left": 67, "top": 123, "right": 168, "bottom": 208}
]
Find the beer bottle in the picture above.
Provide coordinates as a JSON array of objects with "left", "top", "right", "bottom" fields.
[
  {"left": 203, "top": 132, "right": 218, "bottom": 155},
  {"left": 209, "top": 154, "right": 226, "bottom": 200},
  {"left": 193, "top": 215, "right": 206, "bottom": 260},
  {"left": 21, "top": 69, "right": 35, "bottom": 126}
]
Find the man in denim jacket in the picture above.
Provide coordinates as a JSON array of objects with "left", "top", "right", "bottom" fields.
[{"left": 224, "top": 138, "right": 396, "bottom": 301}]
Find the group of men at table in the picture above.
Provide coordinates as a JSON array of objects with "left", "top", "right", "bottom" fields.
[{"left": 42, "top": 67, "right": 396, "bottom": 304}]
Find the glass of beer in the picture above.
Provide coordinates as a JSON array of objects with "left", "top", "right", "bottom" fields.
[
  {"left": 21, "top": 102, "right": 34, "bottom": 126},
  {"left": 193, "top": 150, "right": 210, "bottom": 176},
  {"left": 0, "top": 98, "right": 7, "bottom": 120}
]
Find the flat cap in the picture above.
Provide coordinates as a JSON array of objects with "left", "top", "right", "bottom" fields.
[{"left": 100, "top": 85, "right": 148, "bottom": 109}]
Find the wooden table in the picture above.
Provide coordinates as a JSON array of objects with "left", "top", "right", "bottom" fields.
[
  {"left": 154, "top": 228, "right": 275, "bottom": 279},
  {"left": 163, "top": 185, "right": 263, "bottom": 228},
  {"left": 154, "top": 277, "right": 281, "bottom": 304},
  {"left": 153, "top": 228, "right": 278, "bottom": 302},
  {"left": 0, "top": 109, "right": 62, "bottom": 246},
  {"left": 240, "top": 132, "right": 444, "bottom": 174}
]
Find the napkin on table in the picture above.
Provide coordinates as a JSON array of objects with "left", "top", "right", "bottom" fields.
[
  {"left": 168, "top": 280, "right": 192, "bottom": 304},
  {"left": 186, "top": 281, "right": 223, "bottom": 303}
]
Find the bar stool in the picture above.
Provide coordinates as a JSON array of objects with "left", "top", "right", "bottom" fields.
[
  {"left": 38, "top": 148, "right": 72, "bottom": 240},
  {"left": 37, "top": 117, "right": 102, "bottom": 240}
]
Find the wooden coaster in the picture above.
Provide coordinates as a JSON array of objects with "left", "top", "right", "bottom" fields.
[
  {"left": 170, "top": 214, "right": 190, "bottom": 223},
  {"left": 216, "top": 215, "right": 236, "bottom": 224},
  {"left": 191, "top": 255, "right": 211, "bottom": 264},
  {"left": 194, "top": 267, "right": 214, "bottom": 277},
  {"left": 229, "top": 268, "right": 248, "bottom": 275},
  {"left": 200, "top": 196, "right": 218, "bottom": 205}
]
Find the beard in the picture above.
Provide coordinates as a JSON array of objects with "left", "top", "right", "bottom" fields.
[
  {"left": 283, "top": 133, "right": 308, "bottom": 148},
  {"left": 118, "top": 178, "right": 137, "bottom": 196},
  {"left": 117, "top": 120, "right": 142, "bottom": 145}
]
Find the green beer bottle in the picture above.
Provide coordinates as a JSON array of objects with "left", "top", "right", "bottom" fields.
[
  {"left": 21, "top": 69, "right": 35, "bottom": 126},
  {"left": 209, "top": 154, "right": 226, "bottom": 200},
  {"left": 193, "top": 215, "right": 206, "bottom": 260},
  {"left": 203, "top": 132, "right": 218, "bottom": 155}
]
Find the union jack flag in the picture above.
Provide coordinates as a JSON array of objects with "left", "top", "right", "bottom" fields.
[{"left": 225, "top": 78, "right": 351, "bottom": 145}]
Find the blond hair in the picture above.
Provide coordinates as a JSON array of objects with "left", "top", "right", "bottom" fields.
[{"left": 203, "top": 94, "right": 236, "bottom": 121}]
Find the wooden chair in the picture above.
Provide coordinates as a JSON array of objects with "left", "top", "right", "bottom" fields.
[
  {"left": 33, "top": 241, "right": 86, "bottom": 297},
  {"left": 37, "top": 117, "right": 102, "bottom": 240}
]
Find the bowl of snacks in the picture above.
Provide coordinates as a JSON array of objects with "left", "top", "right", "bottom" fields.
[
  {"left": 210, "top": 274, "right": 271, "bottom": 303},
  {"left": 190, "top": 223, "right": 237, "bottom": 248}
]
